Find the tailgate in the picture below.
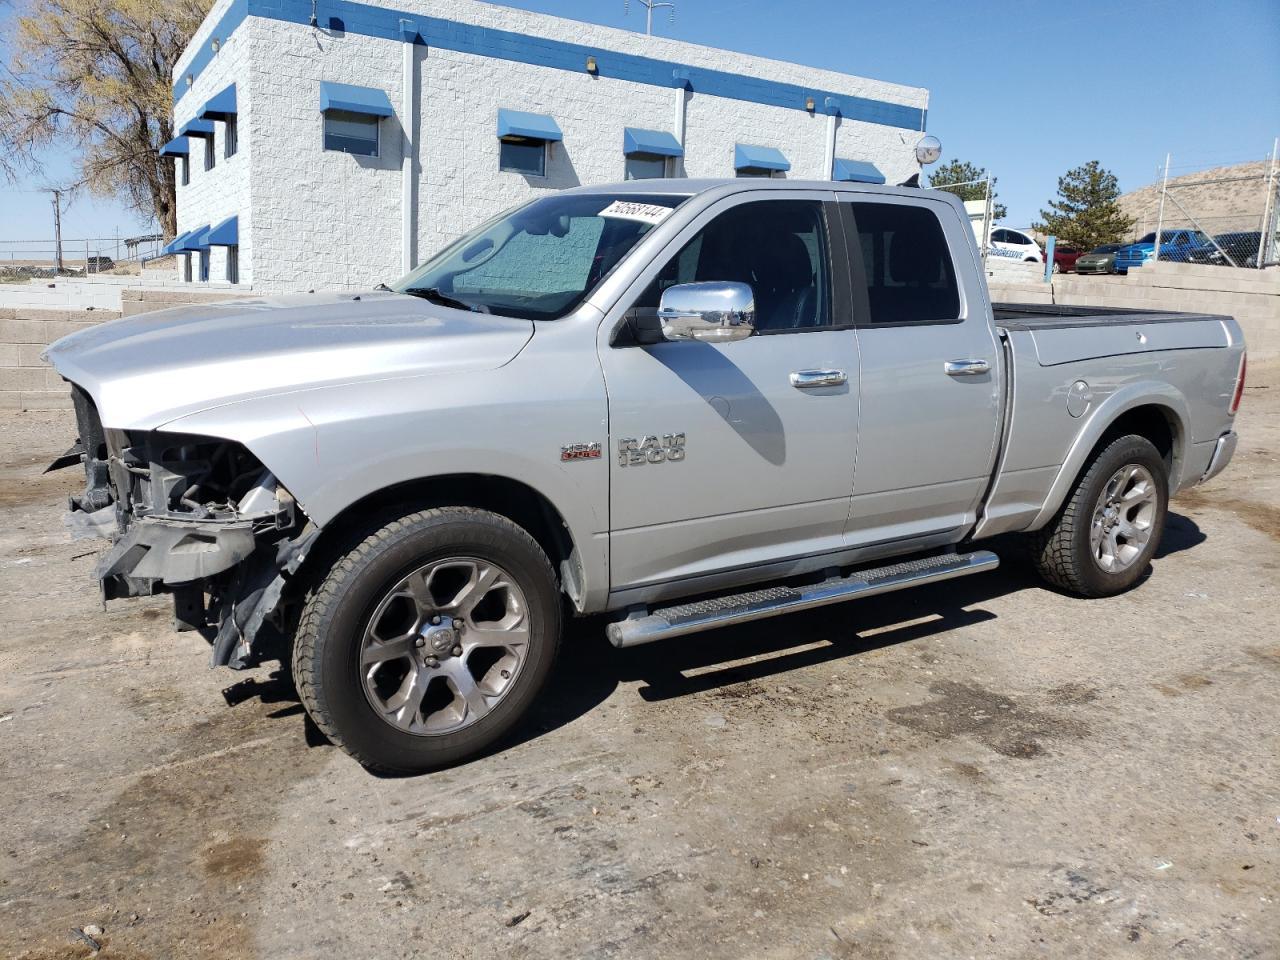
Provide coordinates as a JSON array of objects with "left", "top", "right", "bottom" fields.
[{"left": 1029, "top": 318, "right": 1230, "bottom": 366}]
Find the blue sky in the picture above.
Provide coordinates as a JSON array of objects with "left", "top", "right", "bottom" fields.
[{"left": 1, "top": 0, "right": 1276, "bottom": 244}]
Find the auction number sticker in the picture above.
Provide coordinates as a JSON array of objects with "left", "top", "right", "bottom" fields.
[{"left": 599, "top": 200, "right": 674, "bottom": 225}]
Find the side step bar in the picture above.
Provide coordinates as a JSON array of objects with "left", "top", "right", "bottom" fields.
[{"left": 606, "top": 550, "right": 999, "bottom": 648}]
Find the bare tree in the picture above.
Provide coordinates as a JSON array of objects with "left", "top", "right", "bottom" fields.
[{"left": 0, "top": 0, "right": 211, "bottom": 237}]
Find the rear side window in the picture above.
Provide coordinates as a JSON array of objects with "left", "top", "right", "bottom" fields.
[{"left": 846, "top": 202, "right": 960, "bottom": 325}]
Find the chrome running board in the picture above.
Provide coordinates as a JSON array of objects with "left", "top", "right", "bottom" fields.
[{"left": 606, "top": 550, "right": 1000, "bottom": 648}]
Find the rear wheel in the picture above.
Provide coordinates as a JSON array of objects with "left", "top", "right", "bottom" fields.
[
  {"left": 293, "top": 507, "right": 561, "bottom": 773},
  {"left": 1031, "top": 435, "right": 1168, "bottom": 597}
]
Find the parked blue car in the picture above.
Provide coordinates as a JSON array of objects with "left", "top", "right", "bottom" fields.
[{"left": 1113, "top": 229, "right": 1207, "bottom": 273}]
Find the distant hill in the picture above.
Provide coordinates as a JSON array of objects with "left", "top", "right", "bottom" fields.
[{"left": 1118, "top": 160, "right": 1272, "bottom": 240}]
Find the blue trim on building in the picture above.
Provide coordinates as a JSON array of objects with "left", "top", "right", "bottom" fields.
[
  {"left": 160, "top": 136, "right": 190, "bottom": 157},
  {"left": 174, "top": 0, "right": 249, "bottom": 106},
  {"left": 735, "top": 143, "right": 790, "bottom": 173},
  {"left": 319, "top": 80, "right": 394, "bottom": 116},
  {"left": 623, "top": 127, "right": 683, "bottom": 158},
  {"left": 497, "top": 108, "right": 563, "bottom": 142},
  {"left": 833, "top": 158, "right": 885, "bottom": 184},
  {"left": 174, "top": 0, "right": 925, "bottom": 132},
  {"left": 200, "top": 84, "right": 238, "bottom": 121},
  {"left": 207, "top": 215, "right": 239, "bottom": 246}
]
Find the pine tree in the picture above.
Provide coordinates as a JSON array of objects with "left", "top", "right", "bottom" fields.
[
  {"left": 1034, "top": 161, "right": 1134, "bottom": 252},
  {"left": 927, "top": 160, "right": 1007, "bottom": 221}
]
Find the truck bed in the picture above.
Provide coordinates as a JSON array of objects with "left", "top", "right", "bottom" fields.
[{"left": 992, "top": 302, "right": 1229, "bottom": 331}]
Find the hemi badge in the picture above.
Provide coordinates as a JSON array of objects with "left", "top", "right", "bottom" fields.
[{"left": 561, "top": 442, "right": 602, "bottom": 462}]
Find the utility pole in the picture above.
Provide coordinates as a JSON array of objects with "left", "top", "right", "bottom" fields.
[
  {"left": 1259, "top": 137, "right": 1279, "bottom": 268},
  {"left": 1152, "top": 153, "right": 1170, "bottom": 263},
  {"left": 50, "top": 190, "right": 64, "bottom": 274},
  {"left": 625, "top": 0, "right": 675, "bottom": 35}
]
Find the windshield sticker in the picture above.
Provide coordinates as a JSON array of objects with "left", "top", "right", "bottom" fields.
[{"left": 598, "top": 201, "right": 674, "bottom": 225}]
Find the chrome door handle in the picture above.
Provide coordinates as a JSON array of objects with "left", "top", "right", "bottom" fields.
[
  {"left": 790, "top": 369, "right": 848, "bottom": 389},
  {"left": 944, "top": 359, "right": 991, "bottom": 377}
]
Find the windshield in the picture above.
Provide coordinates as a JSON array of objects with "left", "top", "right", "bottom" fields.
[{"left": 390, "top": 193, "right": 688, "bottom": 320}]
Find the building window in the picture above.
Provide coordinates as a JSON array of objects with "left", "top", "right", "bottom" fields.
[
  {"left": 224, "top": 118, "right": 237, "bottom": 158},
  {"left": 204, "top": 136, "right": 215, "bottom": 172},
  {"left": 323, "top": 110, "right": 379, "bottom": 157},
  {"left": 198, "top": 249, "right": 210, "bottom": 282},
  {"left": 182, "top": 253, "right": 192, "bottom": 282},
  {"left": 736, "top": 168, "right": 781, "bottom": 179},
  {"left": 180, "top": 156, "right": 189, "bottom": 186},
  {"left": 499, "top": 139, "right": 546, "bottom": 177},
  {"left": 226, "top": 245, "right": 239, "bottom": 284},
  {"left": 625, "top": 155, "right": 668, "bottom": 180}
]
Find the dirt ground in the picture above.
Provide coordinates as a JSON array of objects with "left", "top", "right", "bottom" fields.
[{"left": 1, "top": 367, "right": 1277, "bottom": 960}]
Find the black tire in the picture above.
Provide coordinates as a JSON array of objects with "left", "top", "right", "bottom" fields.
[
  {"left": 292, "top": 507, "right": 561, "bottom": 773},
  {"left": 1030, "top": 434, "right": 1169, "bottom": 598}
]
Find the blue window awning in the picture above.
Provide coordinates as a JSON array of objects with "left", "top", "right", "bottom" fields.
[
  {"left": 497, "top": 108, "right": 563, "bottom": 143},
  {"left": 200, "top": 84, "right": 237, "bottom": 122},
  {"left": 833, "top": 158, "right": 886, "bottom": 184},
  {"left": 161, "top": 229, "right": 195, "bottom": 256},
  {"left": 172, "top": 226, "right": 210, "bottom": 253},
  {"left": 159, "top": 136, "right": 190, "bottom": 157},
  {"left": 206, "top": 215, "right": 238, "bottom": 246},
  {"left": 178, "top": 118, "right": 215, "bottom": 140},
  {"left": 734, "top": 143, "right": 790, "bottom": 173},
  {"left": 320, "top": 81, "right": 393, "bottom": 117},
  {"left": 623, "top": 127, "right": 683, "bottom": 158}
]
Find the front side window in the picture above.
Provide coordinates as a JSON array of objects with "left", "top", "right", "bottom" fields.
[
  {"left": 324, "top": 110, "right": 379, "bottom": 156},
  {"left": 633, "top": 199, "right": 831, "bottom": 332},
  {"left": 625, "top": 155, "right": 667, "bottom": 180},
  {"left": 499, "top": 139, "right": 546, "bottom": 176},
  {"left": 392, "top": 193, "right": 688, "bottom": 320},
  {"left": 847, "top": 202, "right": 960, "bottom": 325}
]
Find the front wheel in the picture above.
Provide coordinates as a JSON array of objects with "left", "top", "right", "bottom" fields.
[
  {"left": 1030, "top": 435, "right": 1169, "bottom": 597},
  {"left": 292, "top": 507, "right": 562, "bottom": 773}
]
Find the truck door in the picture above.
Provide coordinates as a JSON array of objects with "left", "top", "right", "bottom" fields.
[
  {"left": 598, "top": 193, "right": 860, "bottom": 595},
  {"left": 837, "top": 196, "right": 1002, "bottom": 547}
]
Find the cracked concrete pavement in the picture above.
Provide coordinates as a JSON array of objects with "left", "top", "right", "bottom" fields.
[{"left": 1, "top": 366, "right": 1277, "bottom": 959}]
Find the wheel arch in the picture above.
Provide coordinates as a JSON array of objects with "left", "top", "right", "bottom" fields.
[
  {"left": 299, "top": 473, "right": 591, "bottom": 612},
  {"left": 1029, "top": 386, "right": 1189, "bottom": 530}
]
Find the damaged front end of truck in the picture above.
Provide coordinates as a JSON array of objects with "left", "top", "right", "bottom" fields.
[{"left": 58, "top": 385, "right": 318, "bottom": 669}]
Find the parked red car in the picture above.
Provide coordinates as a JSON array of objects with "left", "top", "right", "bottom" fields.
[{"left": 1051, "top": 246, "right": 1082, "bottom": 273}]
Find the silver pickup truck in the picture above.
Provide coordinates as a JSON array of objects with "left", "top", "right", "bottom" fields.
[{"left": 45, "top": 180, "right": 1247, "bottom": 772}]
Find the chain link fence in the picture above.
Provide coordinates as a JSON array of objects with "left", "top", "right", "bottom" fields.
[
  {"left": 0, "top": 235, "right": 165, "bottom": 281},
  {"left": 1125, "top": 143, "right": 1279, "bottom": 270}
]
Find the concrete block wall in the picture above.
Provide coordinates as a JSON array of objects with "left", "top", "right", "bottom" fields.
[
  {"left": 0, "top": 308, "right": 117, "bottom": 410},
  {"left": 172, "top": 0, "right": 253, "bottom": 287},
  {"left": 992, "top": 263, "right": 1280, "bottom": 360}
]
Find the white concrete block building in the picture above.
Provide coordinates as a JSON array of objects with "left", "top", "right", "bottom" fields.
[{"left": 163, "top": 0, "right": 930, "bottom": 292}]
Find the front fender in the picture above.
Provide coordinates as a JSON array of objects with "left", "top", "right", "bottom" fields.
[
  {"left": 161, "top": 363, "right": 611, "bottom": 611},
  {"left": 1027, "top": 380, "right": 1191, "bottom": 530}
]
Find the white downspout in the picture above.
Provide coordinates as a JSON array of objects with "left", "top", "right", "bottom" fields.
[
  {"left": 823, "top": 98, "right": 839, "bottom": 180},
  {"left": 400, "top": 20, "right": 417, "bottom": 276}
]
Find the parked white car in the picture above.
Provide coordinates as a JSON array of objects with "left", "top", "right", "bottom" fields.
[{"left": 989, "top": 227, "right": 1044, "bottom": 263}]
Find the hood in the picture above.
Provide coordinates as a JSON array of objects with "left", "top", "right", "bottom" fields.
[{"left": 45, "top": 291, "right": 535, "bottom": 430}]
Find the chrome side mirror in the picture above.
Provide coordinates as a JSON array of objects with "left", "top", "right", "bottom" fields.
[{"left": 658, "top": 282, "right": 755, "bottom": 343}]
